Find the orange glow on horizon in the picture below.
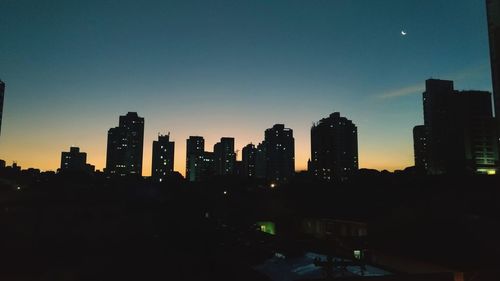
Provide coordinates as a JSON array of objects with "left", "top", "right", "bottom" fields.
[{"left": 0, "top": 129, "right": 413, "bottom": 177}]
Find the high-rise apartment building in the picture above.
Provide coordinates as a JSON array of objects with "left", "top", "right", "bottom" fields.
[
  {"left": 105, "top": 112, "right": 144, "bottom": 177},
  {"left": 213, "top": 137, "right": 236, "bottom": 175},
  {"left": 310, "top": 112, "right": 358, "bottom": 182},
  {"left": 186, "top": 136, "right": 205, "bottom": 182},
  {"left": 242, "top": 143, "right": 257, "bottom": 178},
  {"left": 152, "top": 134, "right": 175, "bottom": 183},
  {"left": 413, "top": 125, "right": 428, "bottom": 173},
  {"left": 264, "top": 124, "right": 295, "bottom": 183},
  {"left": 418, "top": 79, "right": 498, "bottom": 175}
]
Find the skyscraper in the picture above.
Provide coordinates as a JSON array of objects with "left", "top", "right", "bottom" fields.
[
  {"left": 105, "top": 112, "right": 144, "bottom": 177},
  {"left": 242, "top": 143, "right": 257, "bottom": 178},
  {"left": 310, "top": 112, "right": 358, "bottom": 182},
  {"left": 413, "top": 125, "right": 428, "bottom": 173},
  {"left": 457, "top": 91, "right": 499, "bottom": 174},
  {"left": 0, "top": 80, "right": 4, "bottom": 137},
  {"left": 264, "top": 124, "right": 295, "bottom": 184},
  {"left": 186, "top": 136, "right": 205, "bottom": 182},
  {"left": 151, "top": 134, "right": 175, "bottom": 183},
  {"left": 420, "top": 79, "right": 498, "bottom": 175},
  {"left": 423, "top": 79, "right": 456, "bottom": 174},
  {"left": 255, "top": 142, "right": 267, "bottom": 179},
  {"left": 213, "top": 137, "right": 236, "bottom": 176}
]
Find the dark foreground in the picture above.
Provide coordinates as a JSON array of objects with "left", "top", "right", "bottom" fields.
[{"left": 1, "top": 171, "right": 500, "bottom": 280}]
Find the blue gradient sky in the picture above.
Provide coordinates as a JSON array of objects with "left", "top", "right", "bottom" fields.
[{"left": 0, "top": 0, "right": 493, "bottom": 175}]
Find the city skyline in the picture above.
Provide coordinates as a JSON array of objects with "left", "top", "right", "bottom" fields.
[{"left": 0, "top": 0, "right": 494, "bottom": 176}]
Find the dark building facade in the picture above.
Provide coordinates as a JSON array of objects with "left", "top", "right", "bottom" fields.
[
  {"left": 419, "top": 79, "right": 498, "bottom": 175},
  {"left": 60, "top": 147, "right": 94, "bottom": 173},
  {"left": 310, "top": 112, "right": 358, "bottom": 182},
  {"left": 264, "top": 124, "right": 295, "bottom": 183},
  {"left": 213, "top": 137, "right": 236, "bottom": 175},
  {"left": 186, "top": 136, "right": 205, "bottom": 182},
  {"left": 255, "top": 142, "right": 267, "bottom": 179},
  {"left": 458, "top": 90, "right": 499, "bottom": 174},
  {"left": 0, "top": 80, "right": 4, "bottom": 136},
  {"left": 242, "top": 143, "right": 257, "bottom": 178},
  {"left": 413, "top": 125, "right": 428, "bottom": 172},
  {"left": 487, "top": 0, "right": 500, "bottom": 126},
  {"left": 105, "top": 112, "right": 144, "bottom": 177},
  {"left": 151, "top": 134, "right": 175, "bottom": 183},
  {"left": 423, "top": 79, "right": 456, "bottom": 174}
]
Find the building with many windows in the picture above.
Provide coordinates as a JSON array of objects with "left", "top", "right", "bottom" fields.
[
  {"left": 151, "top": 134, "right": 175, "bottom": 183},
  {"left": 416, "top": 79, "right": 498, "bottom": 175},
  {"left": 60, "top": 147, "right": 94, "bottom": 173},
  {"left": 413, "top": 125, "right": 428, "bottom": 173},
  {"left": 242, "top": 143, "right": 257, "bottom": 178},
  {"left": 264, "top": 124, "right": 295, "bottom": 184},
  {"left": 105, "top": 112, "right": 144, "bottom": 177},
  {"left": 213, "top": 137, "right": 236, "bottom": 176},
  {"left": 309, "top": 112, "right": 358, "bottom": 182},
  {"left": 186, "top": 136, "right": 205, "bottom": 182}
]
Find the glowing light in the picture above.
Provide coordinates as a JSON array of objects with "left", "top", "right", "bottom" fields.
[
  {"left": 354, "top": 250, "right": 362, "bottom": 260},
  {"left": 401, "top": 30, "right": 407, "bottom": 36},
  {"left": 270, "top": 183, "right": 276, "bottom": 189},
  {"left": 257, "top": 221, "right": 276, "bottom": 235},
  {"left": 17, "top": 186, "right": 21, "bottom": 190},
  {"left": 476, "top": 168, "right": 496, "bottom": 175}
]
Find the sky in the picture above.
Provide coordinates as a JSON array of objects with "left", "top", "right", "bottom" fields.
[{"left": 0, "top": 0, "right": 494, "bottom": 176}]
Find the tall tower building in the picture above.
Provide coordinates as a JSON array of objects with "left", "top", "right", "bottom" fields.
[
  {"left": 105, "top": 112, "right": 144, "bottom": 177},
  {"left": 413, "top": 125, "right": 428, "bottom": 173},
  {"left": 255, "top": 142, "right": 267, "bottom": 179},
  {"left": 186, "top": 136, "right": 205, "bottom": 182},
  {"left": 423, "top": 79, "right": 456, "bottom": 174},
  {"left": 242, "top": 143, "right": 257, "bottom": 178},
  {"left": 0, "top": 80, "right": 4, "bottom": 136},
  {"left": 457, "top": 91, "right": 499, "bottom": 174},
  {"left": 151, "top": 134, "right": 175, "bottom": 183},
  {"left": 420, "top": 79, "right": 498, "bottom": 175},
  {"left": 264, "top": 124, "right": 295, "bottom": 183},
  {"left": 213, "top": 137, "right": 236, "bottom": 175},
  {"left": 310, "top": 112, "right": 358, "bottom": 182}
]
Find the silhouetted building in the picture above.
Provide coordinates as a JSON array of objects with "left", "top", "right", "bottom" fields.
[
  {"left": 0, "top": 80, "right": 4, "bottom": 136},
  {"left": 413, "top": 125, "right": 428, "bottom": 172},
  {"left": 0, "top": 159, "right": 5, "bottom": 169},
  {"left": 423, "top": 79, "right": 455, "bottom": 174},
  {"left": 421, "top": 79, "right": 498, "bottom": 174},
  {"left": 234, "top": 160, "right": 243, "bottom": 177},
  {"left": 458, "top": 90, "right": 499, "bottom": 174},
  {"left": 201, "top": 152, "right": 216, "bottom": 179},
  {"left": 265, "top": 124, "right": 295, "bottom": 183},
  {"left": 105, "top": 112, "right": 144, "bottom": 177},
  {"left": 310, "top": 112, "right": 358, "bottom": 182},
  {"left": 213, "top": 137, "right": 236, "bottom": 175},
  {"left": 242, "top": 143, "right": 257, "bottom": 178},
  {"left": 151, "top": 134, "right": 175, "bottom": 183},
  {"left": 12, "top": 162, "right": 21, "bottom": 172},
  {"left": 60, "top": 147, "right": 93, "bottom": 173},
  {"left": 186, "top": 136, "right": 205, "bottom": 182},
  {"left": 255, "top": 142, "right": 267, "bottom": 179},
  {"left": 487, "top": 0, "right": 500, "bottom": 125}
]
